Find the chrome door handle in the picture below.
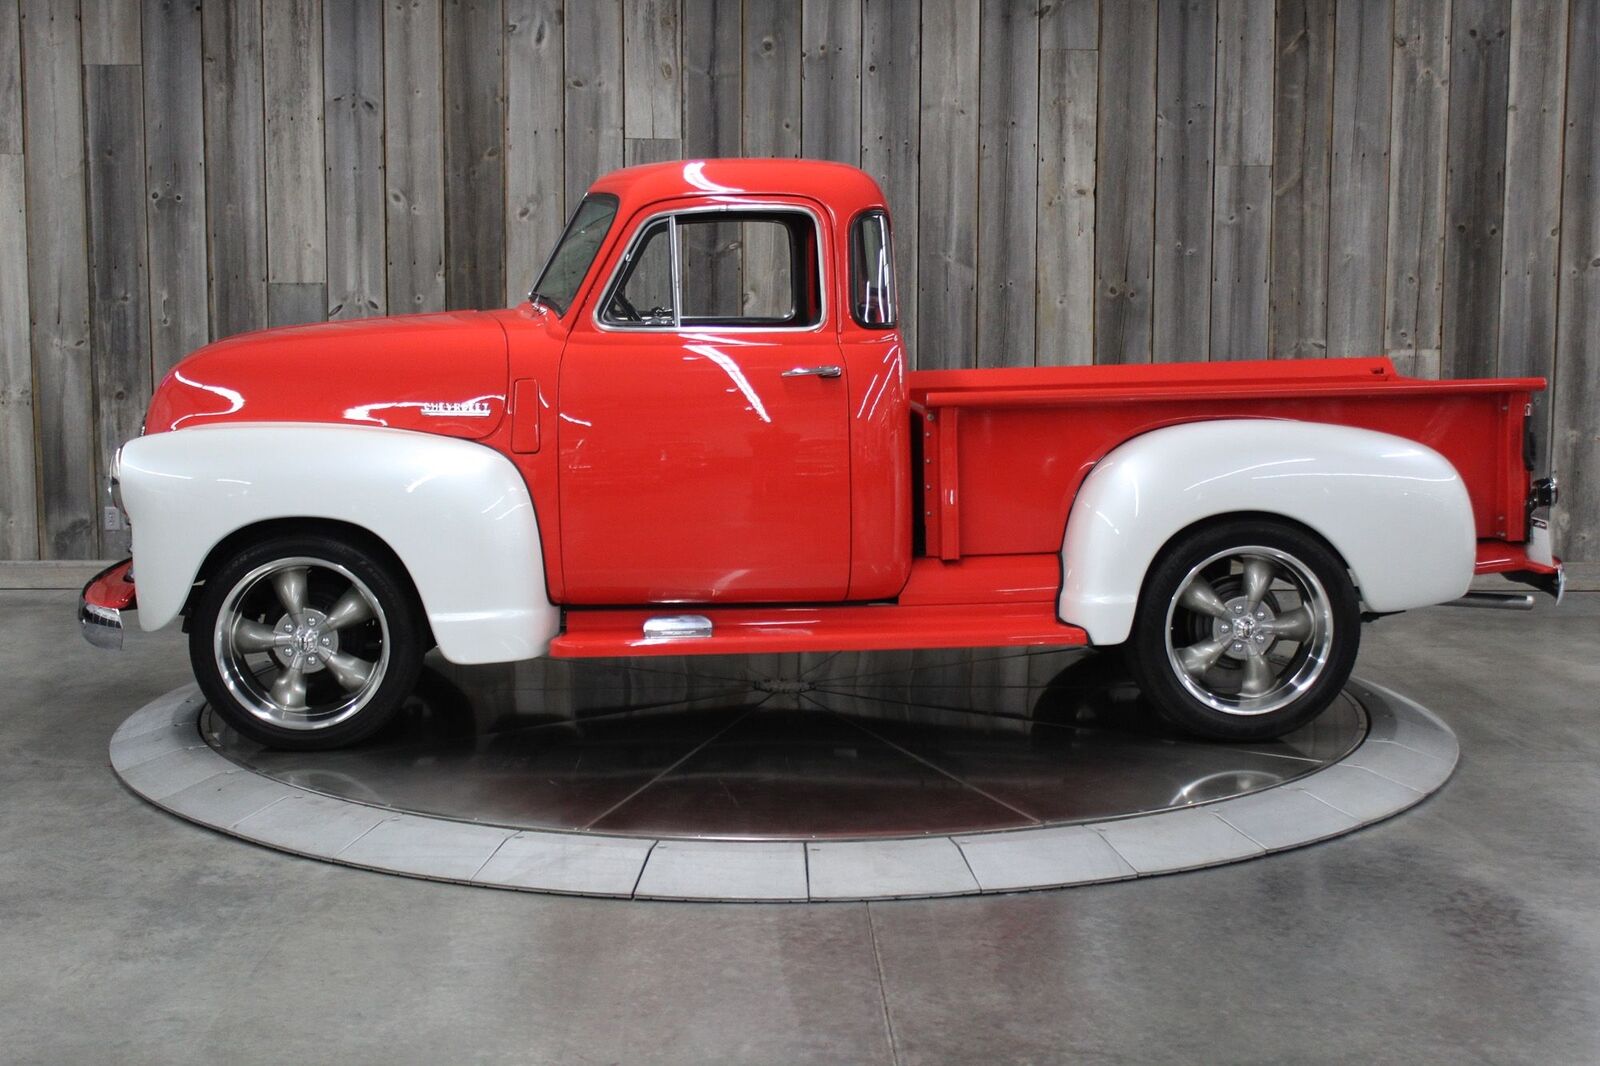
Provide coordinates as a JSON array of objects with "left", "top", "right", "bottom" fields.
[{"left": 781, "top": 365, "right": 843, "bottom": 378}]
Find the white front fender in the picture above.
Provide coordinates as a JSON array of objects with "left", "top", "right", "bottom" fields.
[
  {"left": 1058, "top": 419, "right": 1475, "bottom": 645},
  {"left": 118, "top": 423, "right": 558, "bottom": 664}
]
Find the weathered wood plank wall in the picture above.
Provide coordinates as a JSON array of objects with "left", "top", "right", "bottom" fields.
[{"left": 0, "top": 0, "right": 1597, "bottom": 560}]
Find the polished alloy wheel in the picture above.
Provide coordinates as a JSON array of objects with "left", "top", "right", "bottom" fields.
[
  {"left": 212, "top": 556, "right": 391, "bottom": 731},
  {"left": 1161, "top": 545, "right": 1336, "bottom": 717}
]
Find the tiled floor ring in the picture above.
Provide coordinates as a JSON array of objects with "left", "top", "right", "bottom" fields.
[{"left": 111, "top": 678, "right": 1456, "bottom": 901}]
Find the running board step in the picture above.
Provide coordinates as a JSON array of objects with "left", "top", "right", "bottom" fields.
[{"left": 549, "top": 602, "right": 1090, "bottom": 659}]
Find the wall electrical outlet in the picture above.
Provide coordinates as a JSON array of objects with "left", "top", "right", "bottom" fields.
[{"left": 103, "top": 506, "right": 125, "bottom": 532}]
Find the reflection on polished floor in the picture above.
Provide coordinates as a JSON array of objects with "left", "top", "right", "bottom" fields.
[{"left": 204, "top": 647, "right": 1366, "bottom": 839}]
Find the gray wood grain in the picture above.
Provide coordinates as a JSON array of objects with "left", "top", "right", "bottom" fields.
[
  {"left": 444, "top": 0, "right": 506, "bottom": 310},
  {"left": 202, "top": 0, "right": 269, "bottom": 337},
  {"left": 976, "top": 0, "right": 1039, "bottom": 367},
  {"left": 81, "top": 0, "right": 137, "bottom": 64},
  {"left": 862, "top": 0, "right": 919, "bottom": 359},
  {"left": 1553, "top": 0, "right": 1598, "bottom": 559},
  {"left": 505, "top": 0, "right": 564, "bottom": 305},
  {"left": 682, "top": 0, "right": 740, "bottom": 316},
  {"left": 1153, "top": 0, "right": 1216, "bottom": 362},
  {"left": 1269, "top": 0, "right": 1333, "bottom": 359},
  {"left": 143, "top": 0, "right": 209, "bottom": 374},
  {"left": 324, "top": 0, "right": 387, "bottom": 319},
  {"left": 0, "top": 152, "right": 32, "bottom": 557},
  {"left": 1441, "top": 0, "right": 1511, "bottom": 378},
  {"left": 264, "top": 0, "right": 326, "bottom": 291},
  {"left": 1216, "top": 0, "right": 1275, "bottom": 166},
  {"left": 1095, "top": 0, "right": 1158, "bottom": 363},
  {"left": 0, "top": 0, "right": 34, "bottom": 557},
  {"left": 625, "top": 0, "right": 680, "bottom": 139},
  {"left": 802, "top": 0, "right": 861, "bottom": 164},
  {"left": 564, "top": 0, "right": 624, "bottom": 202},
  {"left": 1036, "top": 42, "right": 1097, "bottom": 366},
  {"left": 1041, "top": 0, "right": 1098, "bottom": 48},
  {"left": 624, "top": 137, "right": 682, "bottom": 164},
  {"left": 1385, "top": 0, "right": 1451, "bottom": 356},
  {"left": 917, "top": 0, "right": 980, "bottom": 369},
  {"left": 267, "top": 282, "right": 330, "bottom": 328},
  {"left": 84, "top": 63, "right": 148, "bottom": 557},
  {"left": 21, "top": 0, "right": 94, "bottom": 558},
  {"left": 742, "top": 0, "right": 801, "bottom": 320},
  {"left": 384, "top": 0, "right": 445, "bottom": 312},
  {"left": 1210, "top": 164, "right": 1273, "bottom": 357},
  {"left": 1496, "top": 0, "right": 1566, "bottom": 448},
  {"left": 1212, "top": 0, "right": 1274, "bottom": 357},
  {"left": 1326, "top": 0, "right": 1391, "bottom": 358}
]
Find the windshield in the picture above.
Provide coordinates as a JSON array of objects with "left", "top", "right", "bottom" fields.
[{"left": 529, "top": 194, "right": 619, "bottom": 314}]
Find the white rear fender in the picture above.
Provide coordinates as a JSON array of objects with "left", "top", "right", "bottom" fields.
[
  {"left": 1058, "top": 419, "right": 1476, "bottom": 645},
  {"left": 118, "top": 423, "right": 558, "bottom": 664}
]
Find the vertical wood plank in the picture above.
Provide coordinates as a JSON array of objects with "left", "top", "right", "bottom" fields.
[
  {"left": 1095, "top": 0, "right": 1158, "bottom": 363},
  {"left": 1269, "top": 0, "right": 1334, "bottom": 358},
  {"left": 505, "top": 0, "right": 564, "bottom": 304},
  {"left": 1036, "top": 9, "right": 1097, "bottom": 366},
  {"left": 1153, "top": 0, "right": 1217, "bottom": 362},
  {"left": 917, "top": 0, "right": 980, "bottom": 369},
  {"left": 564, "top": 0, "right": 623, "bottom": 202},
  {"left": 624, "top": 0, "right": 680, "bottom": 139},
  {"left": 801, "top": 0, "right": 861, "bottom": 164},
  {"left": 385, "top": 0, "right": 446, "bottom": 312},
  {"left": 976, "top": 0, "right": 1039, "bottom": 367},
  {"left": 202, "top": 0, "right": 269, "bottom": 337},
  {"left": 742, "top": 0, "right": 801, "bottom": 157},
  {"left": 1212, "top": 0, "right": 1275, "bottom": 358},
  {"left": 743, "top": 0, "right": 802, "bottom": 318},
  {"left": 444, "top": 0, "right": 506, "bottom": 310},
  {"left": 861, "top": 0, "right": 919, "bottom": 358},
  {"left": 1326, "top": 0, "right": 1392, "bottom": 357},
  {"left": 0, "top": 0, "right": 36, "bottom": 557},
  {"left": 84, "top": 63, "right": 148, "bottom": 557},
  {"left": 21, "top": 0, "right": 94, "bottom": 558},
  {"left": 683, "top": 0, "right": 739, "bottom": 156},
  {"left": 143, "top": 0, "right": 209, "bottom": 374},
  {"left": 264, "top": 0, "right": 328, "bottom": 325},
  {"left": 681, "top": 0, "right": 739, "bottom": 315},
  {"left": 80, "top": 0, "right": 135, "bottom": 63},
  {"left": 1496, "top": 0, "right": 1567, "bottom": 450},
  {"left": 324, "top": 0, "right": 387, "bottom": 319},
  {"left": 1553, "top": 0, "right": 1599, "bottom": 559},
  {"left": 1441, "top": 0, "right": 1511, "bottom": 378},
  {"left": 624, "top": 137, "right": 681, "bottom": 164},
  {"left": 1385, "top": 0, "right": 1451, "bottom": 363}
]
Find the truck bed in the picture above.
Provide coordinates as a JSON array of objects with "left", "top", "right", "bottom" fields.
[{"left": 909, "top": 357, "right": 1543, "bottom": 561}]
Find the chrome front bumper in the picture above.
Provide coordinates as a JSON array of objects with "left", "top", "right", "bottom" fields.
[{"left": 79, "top": 559, "right": 137, "bottom": 650}]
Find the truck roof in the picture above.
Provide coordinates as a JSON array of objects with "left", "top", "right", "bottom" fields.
[{"left": 587, "top": 158, "right": 889, "bottom": 219}]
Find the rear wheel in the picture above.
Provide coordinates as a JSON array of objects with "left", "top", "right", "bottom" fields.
[
  {"left": 1124, "top": 519, "right": 1360, "bottom": 741},
  {"left": 189, "top": 533, "right": 425, "bottom": 751}
]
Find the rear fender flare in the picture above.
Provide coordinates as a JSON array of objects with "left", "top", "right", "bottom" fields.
[
  {"left": 1057, "top": 419, "right": 1475, "bottom": 645},
  {"left": 118, "top": 423, "right": 558, "bottom": 665}
]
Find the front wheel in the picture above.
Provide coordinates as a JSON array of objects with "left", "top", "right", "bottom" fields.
[
  {"left": 1124, "top": 519, "right": 1361, "bottom": 741},
  {"left": 189, "top": 533, "right": 425, "bottom": 750}
]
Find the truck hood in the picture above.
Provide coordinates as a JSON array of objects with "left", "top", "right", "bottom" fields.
[{"left": 145, "top": 311, "right": 510, "bottom": 440}]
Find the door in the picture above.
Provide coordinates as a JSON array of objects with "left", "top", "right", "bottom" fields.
[{"left": 557, "top": 203, "right": 852, "bottom": 604}]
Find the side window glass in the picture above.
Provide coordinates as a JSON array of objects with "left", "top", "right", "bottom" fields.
[
  {"left": 850, "top": 210, "right": 896, "bottom": 328},
  {"left": 599, "top": 209, "right": 823, "bottom": 331},
  {"left": 602, "top": 220, "right": 675, "bottom": 326}
]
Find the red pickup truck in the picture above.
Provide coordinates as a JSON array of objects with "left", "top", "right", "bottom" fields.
[{"left": 83, "top": 159, "right": 1563, "bottom": 750}]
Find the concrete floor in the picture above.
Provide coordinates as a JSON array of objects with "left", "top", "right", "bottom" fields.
[{"left": 2, "top": 589, "right": 1597, "bottom": 1065}]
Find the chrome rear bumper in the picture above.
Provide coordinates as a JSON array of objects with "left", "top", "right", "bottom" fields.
[{"left": 79, "top": 599, "right": 125, "bottom": 649}]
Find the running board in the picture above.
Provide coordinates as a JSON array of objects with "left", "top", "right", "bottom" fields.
[{"left": 549, "top": 601, "right": 1090, "bottom": 659}]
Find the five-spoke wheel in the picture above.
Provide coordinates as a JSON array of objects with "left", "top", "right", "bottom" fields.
[
  {"left": 190, "top": 533, "right": 425, "bottom": 750},
  {"left": 1126, "top": 519, "right": 1361, "bottom": 740}
]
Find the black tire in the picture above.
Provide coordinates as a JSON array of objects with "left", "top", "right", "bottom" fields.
[
  {"left": 189, "top": 532, "right": 425, "bottom": 751},
  {"left": 1123, "top": 518, "right": 1361, "bottom": 741}
]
